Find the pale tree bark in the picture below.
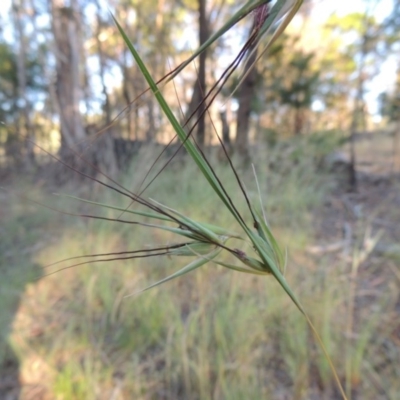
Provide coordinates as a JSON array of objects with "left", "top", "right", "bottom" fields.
[
  {"left": 394, "top": 121, "right": 400, "bottom": 174},
  {"left": 349, "top": 31, "right": 369, "bottom": 191},
  {"left": 146, "top": 99, "right": 155, "bottom": 142},
  {"left": 217, "top": 107, "right": 232, "bottom": 162},
  {"left": 94, "top": 5, "right": 111, "bottom": 126},
  {"left": 50, "top": 0, "right": 117, "bottom": 175},
  {"left": 121, "top": 48, "right": 135, "bottom": 139},
  {"left": 50, "top": 0, "right": 85, "bottom": 151},
  {"left": 219, "top": 109, "right": 230, "bottom": 146},
  {"left": 391, "top": 63, "right": 400, "bottom": 174},
  {"left": 294, "top": 107, "right": 305, "bottom": 135},
  {"left": 119, "top": 3, "right": 142, "bottom": 141},
  {"left": 93, "top": 0, "right": 118, "bottom": 176}
]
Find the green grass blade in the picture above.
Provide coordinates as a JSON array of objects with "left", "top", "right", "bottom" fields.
[
  {"left": 169, "top": 242, "right": 219, "bottom": 257},
  {"left": 113, "top": 8, "right": 347, "bottom": 398},
  {"left": 150, "top": 199, "right": 223, "bottom": 243},
  {"left": 113, "top": 15, "right": 247, "bottom": 229},
  {"left": 254, "top": 210, "right": 285, "bottom": 271},
  {"left": 232, "top": 0, "right": 304, "bottom": 96},
  {"left": 214, "top": 260, "right": 268, "bottom": 275},
  {"left": 127, "top": 248, "right": 222, "bottom": 296},
  {"left": 165, "top": 0, "right": 270, "bottom": 82},
  {"left": 115, "top": 11, "right": 301, "bottom": 311},
  {"left": 257, "top": 0, "right": 298, "bottom": 40},
  {"left": 200, "top": 222, "right": 243, "bottom": 239}
]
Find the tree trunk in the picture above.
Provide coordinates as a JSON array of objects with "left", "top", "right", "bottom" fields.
[
  {"left": 50, "top": 0, "right": 86, "bottom": 151},
  {"left": 294, "top": 107, "right": 304, "bottom": 135},
  {"left": 197, "top": 0, "right": 207, "bottom": 148},
  {"left": 393, "top": 121, "right": 400, "bottom": 174},
  {"left": 392, "top": 64, "right": 400, "bottom": 175},
  {"left": 122, "top": 60, "right": 134, "bottom": 139},
  {"left": 236, "top": 48, "right": 258, "bottom": 163},
  {"left": 217, "top": 108, "right": 232, "bottom": 162},
  {"left": 184, "top": 1, "right": 208, "bottom": 146},
  {"left": 146, "top": 99, "right": 156, "bottom": 142},
  {"left": 349, "top": 126, "right": 357, "bottom": 191},
  {"left": 349, "top": 28, "right": 369, "bottom": 191},
  {"left": 94, "top": 0, "right": 118, "bottom": 176},
  {"left": 219, "top": 109, "right": 231, "bottom": 146}
]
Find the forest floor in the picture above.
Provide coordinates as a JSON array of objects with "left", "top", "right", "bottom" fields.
[{"left": 0, "top": 132, "right": 399, "bottom": 400}]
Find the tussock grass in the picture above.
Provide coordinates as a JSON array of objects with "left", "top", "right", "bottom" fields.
[
  {"left": 2, "top": 1, "right": 399, "bottom": 398},
  {"left": 2, "top": 141, "right": 399, "bottom": 399}
]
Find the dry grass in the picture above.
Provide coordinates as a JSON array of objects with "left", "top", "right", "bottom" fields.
[{"left": 1, "top": 136, "right": 399, "bottom": 399}]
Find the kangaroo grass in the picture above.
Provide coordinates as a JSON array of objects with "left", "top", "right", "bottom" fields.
[
  {"left": 68, "top": 1, "right": 298, "bottom": 227},
  {"left": 87, "top": 1, "right": 297, "bottom": 205},
  {"left": 110, "top": 3, "right": 348, "bottom": 398},
  {"left": 128, "top": 0, "right": 299, "bottom": 199},
  {"left": 87, "top": 0, "right": 268, "bottom": 144},
  {"left": 21, "top": 1, "right": 347, "bottom": 397}
]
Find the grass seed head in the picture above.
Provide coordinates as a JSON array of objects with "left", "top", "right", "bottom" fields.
[{"left": 252, "top": 2, "right": 271, "bottom": 34}]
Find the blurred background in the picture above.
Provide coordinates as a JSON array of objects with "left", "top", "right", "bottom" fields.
[{"left": 1, "top": 0, "right": 400, "bottom": 399}]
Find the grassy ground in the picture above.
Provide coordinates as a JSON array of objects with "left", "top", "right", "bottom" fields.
[{"left": 1, "top": 135, "right": 399, "bottom": 399}]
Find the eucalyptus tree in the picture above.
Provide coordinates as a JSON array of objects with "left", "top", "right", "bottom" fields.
[
  {"left": 0, "top": 40, "right": 20, "bottom": 165},
  {"left": 274, "top": 48, "right": 319, "bottom": 135},
  {"left": 381, "top": 0, "right": 400, "bottom": 172},
  {"left": 327, "top": 7, "right": 384, "bottom": 189},
  {"left": 0, "top": 5, "right": 45, "bottom": 169},
  {"left": 12, "top": 0, "right": 36, "bottom": 166},
  {"left": 49, "top": 0, "right": 86, "bottom": 151}
]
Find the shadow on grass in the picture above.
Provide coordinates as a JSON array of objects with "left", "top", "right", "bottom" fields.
[
  {"left": 0, "top": 263, "right": 43, "bottom": 400},
  {"left": 0, "top": 190, "right": 45, "bottom": 399}
]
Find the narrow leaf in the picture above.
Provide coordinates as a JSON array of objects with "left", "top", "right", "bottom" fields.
[
  {"left": 58, "top": 194, "right": 173, "bottom": 222},
  {"left": 126, "top": 248, "right": 222, "bottom": 296}
]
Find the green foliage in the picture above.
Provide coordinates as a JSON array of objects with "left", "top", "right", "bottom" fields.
[
  {"left": 275, "top": 50, "right": 319, "bottom": 110},
  {"left": 0, "top": 41, "right": 18, "bottom": 120},
  {"left": 306, "top": 130, "right": 347, "bottom": 157},
  {"left": 378, "top": 67, "right": 400, "bottom": 122}
]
